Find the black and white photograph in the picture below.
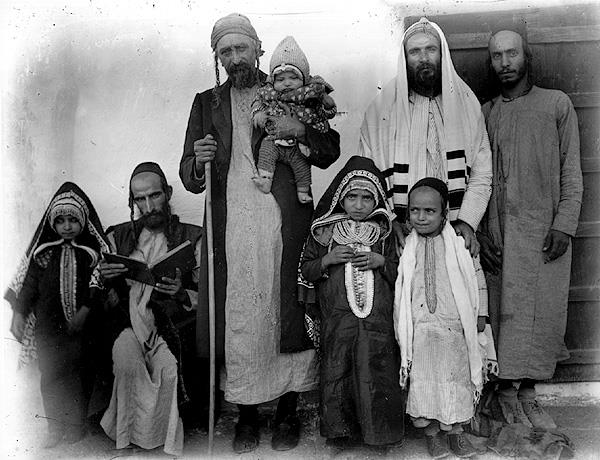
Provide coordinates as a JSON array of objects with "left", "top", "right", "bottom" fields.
[{"left": 1, "top": 0, "right": 598, "bottom": 458}]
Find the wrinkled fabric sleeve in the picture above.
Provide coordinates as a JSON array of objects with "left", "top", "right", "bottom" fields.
[
  {"left": 551, "top": 94, "right": 583, "bottom": 236},
  {"left": 380, "top": 236, "right": 399, "bottom": 288},
  {"left": 301, "top": 236, "right": 328, "bottom": 283},
  {"left": 88, "top": 232, "right": 118, "bottom": 310},
  {"left": 303, "top": 125, "right": 341, "bottom": 169},
  {"left": 184, "top": 238, "right": 202, "bottom": 311},
  {"left": 14, "top": 262, "right": 41, "bottom": 316},
  {"left": 473, "top": 254, "right": 488, "bottom": 317},
  {"left": 458, "top": 114, "right": 492, "bottom": 230},
  {"left": 180, "top": 93, "right": 206, "bottom": 194}
]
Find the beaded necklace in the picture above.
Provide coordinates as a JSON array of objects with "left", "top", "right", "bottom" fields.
[{"left": 333, "top": 220, "right": 381, "bottom": 318}]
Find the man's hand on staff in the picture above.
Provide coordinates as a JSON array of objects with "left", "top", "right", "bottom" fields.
[
  {"left": 452, "top": 220, "right": 479, "bottom": 257},
  {"left": 99, "top": 260, "right": 128, "bottom": 280},
  {"left": 543, "top": 229, "right": 570, "bottom": 263},
  {"left": 194, "top": 134, "right": 217, "bottom": 171}
]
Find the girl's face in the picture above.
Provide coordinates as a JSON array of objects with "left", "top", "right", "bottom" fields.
[
  {"left": 273, "top": 70, "right": 303, "bottom": 93},
  {"left": 409, "top": 186, "right": 445, "bottom": 237},
  {"left": 342, "top": 189, "right": 376, "bottom": 221},
  {"left": 54, "top": 215, "right": 83, "bottom": 240}
]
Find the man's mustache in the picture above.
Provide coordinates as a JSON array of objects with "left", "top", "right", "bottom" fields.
[
  {"left": 228, "top": 62, "right": 252, "bottom": 73},
  {"left": 416, "top": 63, "right": 437, "bottom": 73}
]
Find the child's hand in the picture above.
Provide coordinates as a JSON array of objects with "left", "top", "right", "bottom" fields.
[
  {"left": 477, "top": 316, "right": 487, "bottom": 333},
  {"left": 68, "top": 306, "right": 90, "bottom": 334},
  {"left": 322, "top": 245, "right": 354, "bottom": 269},
  {"left": 353, "top": 251, "right": 385, "bottom": 271},
  {"left": 10, "top": 311, "right": 26, "bottom": 342},
  {"left": 253, "top": 112, "right": 268, "bottom": 129},
  {"left": 322, "top": 94, "right": 336, "bottom": 110},
  {"left": 99, "top": 260, "right": 128, "bottom": 280}
]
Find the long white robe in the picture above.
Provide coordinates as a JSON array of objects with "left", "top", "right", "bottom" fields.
[
  {"left": 101, "top": 228, "right": 199, "bottom": 456},
  {"left": 222, "top": 86, "right": 318, "bottom": 404}
]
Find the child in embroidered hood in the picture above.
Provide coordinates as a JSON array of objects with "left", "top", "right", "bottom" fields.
[
  {"left": 300, "top": 156, "right": 404, "bottom": 447},
  {"left": 251, "top": 35, "right": 337, "bottom": 204},
  {"left": 5, "top": 182, "right": 110, "bottom": 448}
]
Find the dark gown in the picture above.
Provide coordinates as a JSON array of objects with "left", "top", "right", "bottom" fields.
[
  {"left": 18, "top": 246, "right": 97, "bottom": 431},
  {"left": 301, "top": 227, "right": 404, "bottom": 445}
]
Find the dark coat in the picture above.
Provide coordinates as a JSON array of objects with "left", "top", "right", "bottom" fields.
[
  {"left": 104, "top": 217, "right": 202, "bottom": 405},
  {"left": 300, "top": 156, "right": 404, "bottom": 445},
  {"left": 179, "top": 76, "right": 340, "bottom": 359}
]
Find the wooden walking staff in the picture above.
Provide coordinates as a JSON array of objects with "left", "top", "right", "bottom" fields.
[{"left": 204, "top": 161, "right": 216, "bottom": 455}]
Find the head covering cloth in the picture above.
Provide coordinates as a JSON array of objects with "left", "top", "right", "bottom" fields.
[
  {"left": 310, "top": 156, "right": 394, "bottom": 246},
  {"left": 130, "top": 161, "right": 168, "bottom": 184},
  {"left": 269, "top": 36, "right": 310, "bottom": 83},
  {"left": 210, "top": 13, "right": 261, "bottom": 51},
  {"left": 339, "top": 178, "right": 380, "bottom": 208},
  {"left": 48, "top": 195, "right": 86, "bottom": 229},
  {"left": 358, "top": 17, "right": 488, "bottom": 224},
  {"left": 409, "top": 176, "right": 449, "bottom": 210}
]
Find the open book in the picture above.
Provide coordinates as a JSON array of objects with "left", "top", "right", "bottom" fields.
[{"left": 102, "top": 240, "right": 196, "bottom": 286}]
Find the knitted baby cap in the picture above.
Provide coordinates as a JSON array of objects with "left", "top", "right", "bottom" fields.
[{"left": 269, "top": 36, "right": 309, "bottom": 82}]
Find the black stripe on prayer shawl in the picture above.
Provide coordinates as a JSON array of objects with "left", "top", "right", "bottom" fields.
[
  {"left": 448, "top": 190, "right": 465, "bottom": 209},
  {"left": 391, "top": 184, "right": 409, "bottom": 194},
  {"left": 446, "top": 150, "right": 465, "bottom": 160},
  {"left": 383, "top": 163, "right": 410, "bottom": 178},
  {"left": 448, "top": 170, "right": 466, "bottom": 179},
  {"left": 467, "top": 165, "right": 471, "bottom": 176}
]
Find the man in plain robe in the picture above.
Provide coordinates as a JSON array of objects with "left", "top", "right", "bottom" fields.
[{"left": 479, "top": 29, "right": 583, "bottom": 429}]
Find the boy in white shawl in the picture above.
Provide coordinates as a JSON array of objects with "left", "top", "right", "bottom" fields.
[{"left": 395, "top": 178, "right": 497, "bottom": 459}]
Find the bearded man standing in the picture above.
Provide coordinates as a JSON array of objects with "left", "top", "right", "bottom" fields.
[
  {"left": 480, "top": 29, "right": 583, "bottom": 429},
  {"left": 359, "top": 18, "right": 492, "bottom": 254},
  {"left": 179, "top": 13, "right": 340, "bottom": 453}
]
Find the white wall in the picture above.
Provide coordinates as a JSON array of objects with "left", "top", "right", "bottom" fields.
[
  {"left": 4, "top": 0, "right": 591, "bottom": 293},
  {"left": 0, "top": 0, "right": 399, "bottom": 295}
]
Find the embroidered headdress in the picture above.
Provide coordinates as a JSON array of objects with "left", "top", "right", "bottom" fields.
[
  {"left": 310, "top": 156, "right": 394, "bottom": 246},
  {"left": 339, "top": 178, "right": 380, "bottom": 208},
  {"left": 48, "top": 195, "right": 86, "bottom": 229}
]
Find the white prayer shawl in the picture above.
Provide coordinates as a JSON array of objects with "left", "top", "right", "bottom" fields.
[
  {"left": 358, "top": 18, "right": 491, "bottom": 229},
  {"left": 394, "top": 222, "right": 484, "bottom": 398}
]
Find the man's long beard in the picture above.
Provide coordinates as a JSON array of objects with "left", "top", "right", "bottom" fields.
[
  {"left": 140, "top": 206, "right": 170, "bottom": 230},
  {"left": 226, "top": 62, "right": 258, "bottom": 89},
  {"left": 407, "top": 62, "right": 441, "bottom": 96}
]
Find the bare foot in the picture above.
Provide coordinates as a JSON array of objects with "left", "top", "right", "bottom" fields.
[
  {"left": 252, "top": 176, "right": 272, "bottom": 194},
  {"left": 297, "top": 191, "right": 313, "bottom": 203}
]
